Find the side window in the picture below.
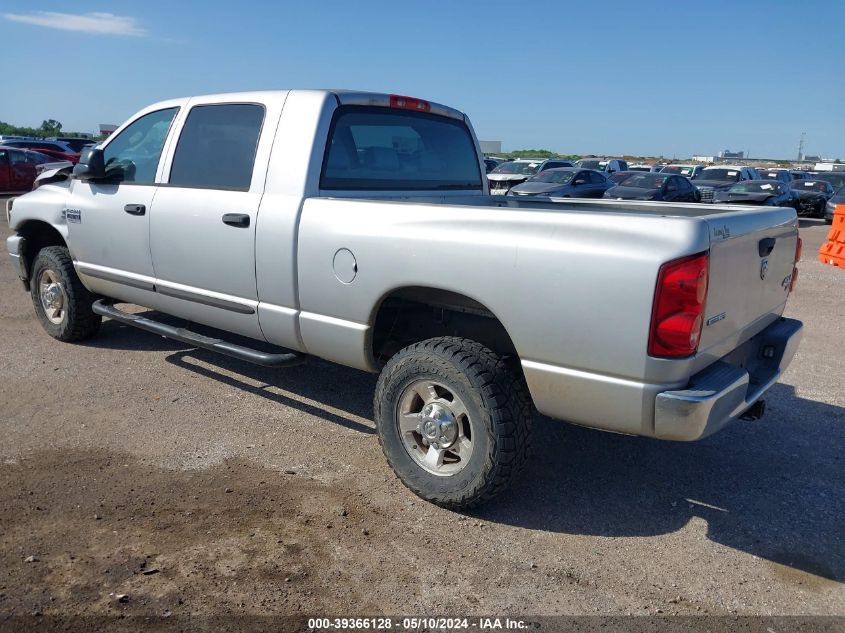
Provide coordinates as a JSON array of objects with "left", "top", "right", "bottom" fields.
[
  {"left": 8, "top": 150, "right": 28, "bottom": 165},
  {"left": 0, "top": 149, "right": 7, "bottom": 166},
  {"left": 589, "top": 171, "right": 605, "bottom": 184},
  {"left": 169, "top": 103, "right": 265, "bottom": 191},
  {"left": 103, "top": 107, "right": 178, "bottom": 184},
  {"left": 26, "top": 152, "right": 51, "bottom": 165},
  {"left": 665, "top": 177, "right": 679, "bottom": 191}
]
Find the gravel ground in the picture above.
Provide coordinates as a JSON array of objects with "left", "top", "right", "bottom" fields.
[{"left": 0, "top": 211, "right": 842, "bottom": 621}]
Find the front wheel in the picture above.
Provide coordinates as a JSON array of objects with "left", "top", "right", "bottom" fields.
[
  {"left": 374, "top": 337, "right": 532, "bottom": 510},
  {"left": 30, "top": 246, "right": 101, "bottom": 342}
]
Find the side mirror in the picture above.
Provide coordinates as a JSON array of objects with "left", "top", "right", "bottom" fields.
[{"left": 72, "top": 147, "right": 106, "bottom": 181}]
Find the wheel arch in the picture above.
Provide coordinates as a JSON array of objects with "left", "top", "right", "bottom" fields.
[
  {"left": 14, "top": 220, "right": 69, "bottom": 288},
  {"left": 368, "top": 285, "right": 519, "bottom": 367}
]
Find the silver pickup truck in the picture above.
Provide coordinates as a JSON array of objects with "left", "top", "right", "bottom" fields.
[{"left": 5, "top": 90, "right": 803, "bottom": 509}]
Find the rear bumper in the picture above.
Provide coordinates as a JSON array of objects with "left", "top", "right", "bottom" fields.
[
  {"left": 654, "top": 317, "right": 803, "bottom": 441},
  {"left": 522, "top": 317, "right": 803, "bottom": 441}
]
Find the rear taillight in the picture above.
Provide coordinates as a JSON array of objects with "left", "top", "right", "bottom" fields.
[
  {"left": 648, "top": 253, "right": 710, "bottom": 358},
  {"left": 389, "top": 94, "right": 431, "bottom": 112},
  {"left": 789, "top": 236, "right": 802, "bottom": 293}
]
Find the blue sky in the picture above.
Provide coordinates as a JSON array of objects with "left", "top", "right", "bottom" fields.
[{"left": 2, "top": 0, "right": 843, "bottom": 159}]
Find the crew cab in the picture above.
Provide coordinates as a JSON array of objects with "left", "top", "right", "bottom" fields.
[{"left": 6, "top": 90, "right": 803, "bottom": 509}]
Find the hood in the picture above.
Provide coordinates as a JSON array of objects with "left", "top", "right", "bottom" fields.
[
  {"left": 604, "top": 186, "right": 659, "bottom": 200},
  {"left": 509, "top": 181, "right": 570, "bottom": 195},
  {"left": 691, "top": 179, "right": 736, "bottom": 189},
  {"left": 712, "top": 191, "right": 773, "bottom": 205},
  {"left": 487, "top": 173, "right": 531, "bottom": 182}
]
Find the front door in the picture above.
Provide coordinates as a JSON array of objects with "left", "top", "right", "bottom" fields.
[
  {"left": 66, "top": 107, "right": 179, "bottom": 303},
  {"left": 149, "top": 102, "right": 267, "bottom": 339}
]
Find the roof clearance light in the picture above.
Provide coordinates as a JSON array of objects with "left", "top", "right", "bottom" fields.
[{"left": 389, "top": 94, "right": 431, "bottom": 112}]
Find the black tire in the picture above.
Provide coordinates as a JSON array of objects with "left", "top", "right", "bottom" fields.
[
  {"left": 30, "top": 246, "right": 101, "bottom": 342},
  {"left": 374, "top": 336, "right": 532, "bottom": 510}
]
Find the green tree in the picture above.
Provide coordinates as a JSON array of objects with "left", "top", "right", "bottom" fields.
[{"left": 39, "top": 119, "right": 62, "bottom": 136}]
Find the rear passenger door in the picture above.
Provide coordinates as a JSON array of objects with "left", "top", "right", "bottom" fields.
[
  {"left": 149, "top": 100, "right": 273, "bottom": 339},
  {"left": 587, "top": 170, "right": 607, "bottom": 197}
]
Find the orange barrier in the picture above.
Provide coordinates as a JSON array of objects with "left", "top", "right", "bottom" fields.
[{"left": 818, "top": 203, "right": 845, "bottom": 268}]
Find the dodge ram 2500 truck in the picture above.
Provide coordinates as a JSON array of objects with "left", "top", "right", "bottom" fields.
[{"left": 5, "top": 90, "right": 803, "bottom": 509}]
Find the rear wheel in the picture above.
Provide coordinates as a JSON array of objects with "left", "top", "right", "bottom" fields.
[
  {"left": 30, "top": 246, "right": 101, "bottom": 342},
  {"left": 374, "top": 337, "right": 532, "bottom": 510}
]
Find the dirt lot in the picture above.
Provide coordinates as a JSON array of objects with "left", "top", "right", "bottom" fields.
[{"left": 0, "top": 212, "right": 843, "bottom": 622}]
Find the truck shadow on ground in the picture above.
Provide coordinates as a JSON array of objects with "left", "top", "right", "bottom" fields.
[
  {"left": 90, "top": 317, "right": 843, "bottom": 583},
  {"left": 89, "top": 317, "right": 378, "bottom": 435},
  {"left": 479, "top": 383, "right": 845, "bottom": 583}
]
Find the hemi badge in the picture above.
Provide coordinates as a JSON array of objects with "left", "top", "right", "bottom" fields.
[{"left": 706, "top": 312, "right": 726, "bottom": 326}]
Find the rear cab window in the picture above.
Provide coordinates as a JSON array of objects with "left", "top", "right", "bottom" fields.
[{"left": 320, "top": 106, "right": 482, "bottom": 191}]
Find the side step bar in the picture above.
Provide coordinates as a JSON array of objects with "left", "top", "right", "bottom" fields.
[{"left": 92, "top": 300, "right": 306, "bottom": 368}]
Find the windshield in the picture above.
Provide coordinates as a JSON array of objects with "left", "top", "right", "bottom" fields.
[
  {"left": 617, "top": 173, "right": 667, "bottom": 189},
  {"left": 491, "top": 161, "right": 540, "bottom": 175},
  {"left": 798, "top": 181, "right": 831, "bottom": 192},
  {"left": 729, "top": 182, "right": 780, "bottom": 194},
  {"left": 695, "top": 168, "right": 741, "bottom": 182},
  {"left": 812, "top": 172, "right": 845, "bottom": 189},
  {"left": 577, "top": 160, "right": 602, "bottom": 170},
  {"left": 662, "top": 165, "right": 696, "bottom": 176},
  {"left": 529, "top": 170, "right": 575, "bottom": 184},
  {"left": 758, "top": 171, "right": 785, "bottom": 180}
]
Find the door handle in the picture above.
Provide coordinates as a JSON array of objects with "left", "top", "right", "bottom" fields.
[
  {"left": 222, "top": 213, "right": 250, "bottom": 228},
  {"left": 124, "top": 204, "right": 146, "bottom": 216}
]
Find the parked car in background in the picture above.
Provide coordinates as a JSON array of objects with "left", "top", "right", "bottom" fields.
[
  {"left": 789, "top": 171, "right": 811, "bottom": 181},
  {"left": 487, "top": 158, "right": 573, "bottom": 194},
  {"left": 508, "top": 167, "right": 611, "bottom": 198},
  {"left": 604, "top": 172, "right": 700, "bottom": 202},
  {"left": 691, "top": 166, "right": 758, "bottom": 202},
  {"left": 756, "top": 168, "right": 793, "bottom": 185},
  {"left": 46, "top": 137, "right": 96, "bottom": 153},
  {"left": 660, "top": 164, "right": 705, "bottom": 179},
  {"left": 574, "top": 158, "right": 628, "bottom": 174},
  {"left": 651, "top": 164, "right": 667, "bottom": 172},
  {"left": 0, "top": 146, "right": 56, "bottom": 194},
  {"left": 713, "top": 181, "right": 798, "bottom": 208},
  {"left": 483, "top": 158, "right": 501, "bottom": 173},
  {"left": 809, "top": 171, "right": 845, "bottom": 191},
  {"left": 791, "top": 179, "right": 835, "bottom": 217},
  {"left": 824, "top": 185, "right": 844, "bottom": 223},
  {"left": 0, "top": 140, "right": 80, "bottom": 164},
  {"left": 609, "top": 170, "right": 638, "bottom": 184}
]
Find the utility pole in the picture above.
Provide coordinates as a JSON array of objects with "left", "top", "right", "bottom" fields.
[{"left": 798, "top": 132, "right": 806, "bottom": 162}]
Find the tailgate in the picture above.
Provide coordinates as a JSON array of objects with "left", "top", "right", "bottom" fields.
[{"left": 698, "top": 207, "right": 798, "bottom": 352}]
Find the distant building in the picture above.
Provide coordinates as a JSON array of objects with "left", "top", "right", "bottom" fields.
[
  {"left": 719, "top": 149, "right": 744, "bottom": 159},
  {"left": 99, "top": 124, "right": 118, "bottom": 137},
  {"left": 692, "top": 155, "right": 715, "bottom": 163},
  {"left": 479, "top": 140, "right": 502, "bottom": 155},
  {"left": 814, "top": 162, "right": 845, "bottom": 172}
]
